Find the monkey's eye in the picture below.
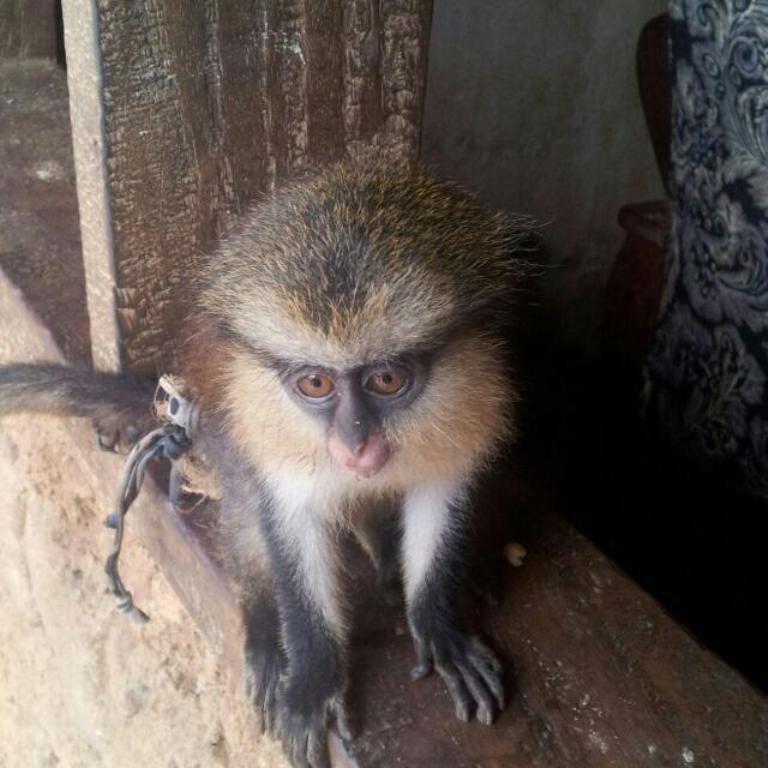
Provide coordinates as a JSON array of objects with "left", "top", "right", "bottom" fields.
[
  {"left": 365, "top": 369, "right": 406, "bottom": 397},
  {"left": 296, "top": 373, "right": 335, "bottom": 399}
]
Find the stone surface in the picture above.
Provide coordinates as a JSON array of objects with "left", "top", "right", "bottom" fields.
[
  {"left": 0, "top": 414, "right": 286, "bottom": 768},
  {"left": 0, "top": 268, "right": 288, "bottom": 768}
]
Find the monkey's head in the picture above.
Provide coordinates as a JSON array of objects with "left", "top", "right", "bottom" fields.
[{"left": 201, "top": 164, "right": 529, "bottom": 490}]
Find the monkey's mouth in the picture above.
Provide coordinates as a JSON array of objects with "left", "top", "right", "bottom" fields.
[{"left": 327, "top": 430, "right": 391, "bottom": 478}]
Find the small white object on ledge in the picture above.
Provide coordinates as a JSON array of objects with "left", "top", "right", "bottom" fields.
[{"left": 504, "top": 541, "right": 527, "bottom": 567}]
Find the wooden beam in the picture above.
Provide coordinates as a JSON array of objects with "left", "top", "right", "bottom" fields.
[
  {"left": 343, "top": 474, "right": 768, "bottom": 766},
  {"left": 61, "top": 0, "right": 122, "bottom": 372}
]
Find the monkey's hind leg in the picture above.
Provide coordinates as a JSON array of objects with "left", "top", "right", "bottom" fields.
[
  {"left": 402, "top": 484, "right": 505, "bottom": 726},
  {"left": 353, "top": 496, "right": 403, "bottom": 606}
]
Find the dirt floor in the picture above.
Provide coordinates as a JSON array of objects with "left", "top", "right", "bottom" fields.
[{"left": 0, "top": 412, "right": 287, "bottom": 768}]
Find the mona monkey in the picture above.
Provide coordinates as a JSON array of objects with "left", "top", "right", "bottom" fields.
[{"left": 0, "top": 164, "right": 530, "bottom": 768}]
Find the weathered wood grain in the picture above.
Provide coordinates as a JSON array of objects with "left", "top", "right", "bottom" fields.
[{"left": 63, "top": 0, "right": 432, "bottom": 374}]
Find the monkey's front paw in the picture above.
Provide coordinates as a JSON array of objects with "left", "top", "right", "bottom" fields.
[
  {"left": 276, "top": 685, "right": 352, "bottom": 768},
  {"left": 410, "top": 629, "right": 505, "bottom": 725},
  {"left": 244, "top": 638, "right": 284, "bottom": 736}
]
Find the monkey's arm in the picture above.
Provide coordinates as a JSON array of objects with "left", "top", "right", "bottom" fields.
[
  {"left": 402, "top": 484, "right": 505, "bottom": 725},
  {"left": 255, "top": 481, "right": 351, "bottom": 768},
  {"left": 0, "top": 363, "right": 155, "bottom": 446},
  {"left": 240, "top": 576, "right": 285, "bottom": 736}
]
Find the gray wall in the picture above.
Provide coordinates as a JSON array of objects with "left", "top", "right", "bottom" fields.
[{"left": 422, "top": 0, "right": 668, "bottom": 350}]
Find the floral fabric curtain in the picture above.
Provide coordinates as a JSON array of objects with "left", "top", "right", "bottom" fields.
[{"left": 646, "top": 0, "right": 768, "bottom": 493}]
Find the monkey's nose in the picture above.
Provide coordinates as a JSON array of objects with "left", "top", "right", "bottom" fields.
[
  {"left": 328, "top": 430, "right": 391, "bottom": 477},
  {"left": 349, "top": 437, "right": 366, "bottom": 456},
  {"left": 328, "top": 430, "right": 367, "bottom": 463}
]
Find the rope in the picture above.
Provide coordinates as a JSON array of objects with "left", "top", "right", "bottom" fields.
[{"left": 103, "top": 423, "right": 190, "bottom": 623}]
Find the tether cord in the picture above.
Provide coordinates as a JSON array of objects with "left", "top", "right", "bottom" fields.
[{"left": 104, "top": 424, "right": 190, "bottom": 623}]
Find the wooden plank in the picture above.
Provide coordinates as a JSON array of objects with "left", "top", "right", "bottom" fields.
[
  {"left": 60, "top": 0, "right": 432, "bottom": 375},
  {"left": 304, "top": 0, "right": 345, "bottom": 166},
  {"left": 60, "top": 0, "right": 122, "bottom": 373}
]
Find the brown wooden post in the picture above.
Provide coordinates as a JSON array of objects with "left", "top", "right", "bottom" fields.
[{"left": 61, "top": 0, "right": 433, "bottom": 375}]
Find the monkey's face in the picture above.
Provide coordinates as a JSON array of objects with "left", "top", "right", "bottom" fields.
[
  {"left": 208, "top": 165, "right": 527, "bottom": 490},
  {"left": 222, "top": 330, "right": 514, "bottom": 492},
  {"left": 280, "top": 355, "right": 429, "bottom": 478}
]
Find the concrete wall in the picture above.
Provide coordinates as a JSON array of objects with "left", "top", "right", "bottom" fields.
[{"left": 422, "top": 0, "right": 668, "bottom": 350}]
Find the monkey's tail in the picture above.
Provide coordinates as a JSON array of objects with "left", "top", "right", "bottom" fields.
[{"left": 0, "top": 363, "right": 156, "bottom": 430}]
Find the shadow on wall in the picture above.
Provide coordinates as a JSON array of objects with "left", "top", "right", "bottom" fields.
[{"left": 421, "top": 0, "right": 668, "bottom": 352}]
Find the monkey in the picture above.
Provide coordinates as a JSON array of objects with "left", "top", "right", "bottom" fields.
[{"left": 0, "top": 163, "right": 531, "bottom": 768}]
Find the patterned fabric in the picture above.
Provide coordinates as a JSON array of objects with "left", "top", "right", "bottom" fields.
[{"left": 646, "top": 0, "right": 768, "bottom": 493}]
